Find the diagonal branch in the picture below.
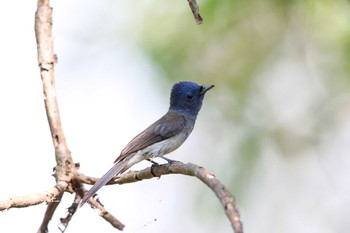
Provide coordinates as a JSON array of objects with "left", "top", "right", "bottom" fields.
[
  {"left": 187, "top": 0, "right": 203, "bottom": 24},
  {"left": 38, "top": 190, "right": 65, "bottom": 233},
  {"left": 76, "top": 162, "right": 244, "bottom": 233}
]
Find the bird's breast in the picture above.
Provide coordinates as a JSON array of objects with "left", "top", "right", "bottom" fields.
[{"left": 142, "top": 131, "right": 190, "bottom": 159}]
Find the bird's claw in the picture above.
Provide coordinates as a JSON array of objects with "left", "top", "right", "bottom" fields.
[
  {"left": 160, "top": 156, "right": 178, "bottom": 164},
  {"left": 147, "top": 158, "right": 159, "bottom": 165},
  {"left": 150, "top": 162, "right": 160, "bottom": 177}
]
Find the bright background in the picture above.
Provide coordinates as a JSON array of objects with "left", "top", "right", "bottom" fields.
[{"left": 1, "top": 1, "right": 350, "bottom": 233}]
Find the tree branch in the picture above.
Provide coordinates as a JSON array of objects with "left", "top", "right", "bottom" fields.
[
  {"left": 34, "top": 1, "right": 125, "bottom": 231},
  {"left": 35, "top": 0, "right": 73, "bottom": 185},
  {"left": 0, "top": 185, "right": 65, "bottom": 210},
  {"left": 38, "top": 190, "right": 65, "bottom": 233},
  {"left": 76, "top": 162, "right": 243, "bottom": 233},
  {"left": 187, "top": 0, "right": 203, "bottom": 24},
  {"left": 34, "top": 0, "right": 77, "bottom": 231}
]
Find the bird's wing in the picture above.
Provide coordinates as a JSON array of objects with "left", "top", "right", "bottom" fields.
[
  {"left": 115, "top": 111, "right": 186, "bottom": 163},
  {"left": 80, "top": 112, "right": 186, "bottom": 207}
]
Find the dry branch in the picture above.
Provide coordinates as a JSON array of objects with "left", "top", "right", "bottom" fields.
[
  {"left": 35, "top": 0, "right": 73, "bottom": 184},
  {"left": 34, "top": 0, "right": 124, "bottom": 231},
  {"left": 76, "top": 162, "right": 244, "bottom": 233},
  {"left": 35, "top": 0, "right": 74, "bottom": 231},
  {"left": 0, "top": 185, "right": 64, "bottom": 210},
  {"left": 187, "top": 0, "right": 203, "bottom": 24}
]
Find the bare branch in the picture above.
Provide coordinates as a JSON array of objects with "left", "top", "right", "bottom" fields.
[
  {"left": 34, "top": 0, "right": 78, "bottom": 231},
  {"left": 76, "top": 162, "right": 243, "bottom": 233},
  {"left": 187, "top": 0, "right": 203, "bottom": 24},
  {"left": 35, "top": 0, "right": 74, "bottom": 183},
  {"left": 73, "top": 175, "right": 125, "bottom": 231},
  {"left": 38, "top": 190, "right": 65, "bottom": 233},
  {"left": 0, "top": 184, "right": 65, "bottom": 211}
]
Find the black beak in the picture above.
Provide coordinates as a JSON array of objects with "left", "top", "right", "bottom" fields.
[{"left": 200, "top": 84, "right": 215, "bottom": 95}]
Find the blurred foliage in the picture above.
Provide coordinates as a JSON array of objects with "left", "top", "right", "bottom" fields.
[
  {"left": 135, "top": 0, "right": 348, "bottom": 210},
  {"left": 134, "top": 1, "right": 350, "bottom": 148},
  {"left": 129, "top": 0, "right": 350, "bottom": 226},
  {"left": 51, "top": 0, "right": 350, "bottom": 231},
  {"left": 137, "top": 0, "right": 287, "bottom": 110}
]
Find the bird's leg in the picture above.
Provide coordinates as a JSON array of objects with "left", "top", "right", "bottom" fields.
[
  {"left": 160, "top": 156, "right": 178, "bottom": 164},
  {"left": 147, "top": 159, "right": 160, "bottom": 177},
  {"left": 146, "top": 158, "right": 159, "bottom": 165},
  {"left": 148, "top": 157, "right": 178, "bottom": 176}
]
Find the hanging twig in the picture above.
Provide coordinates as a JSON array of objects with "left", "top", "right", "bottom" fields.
[{"left": 187, "top": 0, "right": 203, "bottom": 24}]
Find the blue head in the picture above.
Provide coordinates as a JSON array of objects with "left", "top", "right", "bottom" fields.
[{"left": 169, "top": 81, "right": 214, "bottom": 116}]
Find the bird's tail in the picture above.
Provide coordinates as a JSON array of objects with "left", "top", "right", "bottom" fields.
[{"left": 80, "top": 157, "right": 130, "bottom": 207}]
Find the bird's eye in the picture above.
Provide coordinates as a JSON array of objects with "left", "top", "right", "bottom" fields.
[{"left": 187, "top": 94, "right": 194, "bottom": 100}]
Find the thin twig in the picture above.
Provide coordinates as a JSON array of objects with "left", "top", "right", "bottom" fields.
[{"left": 187, "top": 0, "right": 203, "bottom": 24}]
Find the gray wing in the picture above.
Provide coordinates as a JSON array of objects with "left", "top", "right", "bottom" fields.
[
  {"left": 80, "top": 111, "right": 186, "bottom": 207},
  {"left": 114, "top": 111, "right": 186, "bottom": 163}
]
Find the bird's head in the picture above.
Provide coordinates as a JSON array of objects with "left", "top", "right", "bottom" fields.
[{"left": 169, "top": 81, "right": 214, "bottom": 116}]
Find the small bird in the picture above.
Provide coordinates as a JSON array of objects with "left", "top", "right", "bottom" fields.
[{"left": 80, "top": 81, "right": 214, "bottom": 207}]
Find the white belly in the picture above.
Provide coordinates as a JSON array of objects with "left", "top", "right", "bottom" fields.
[{"left": 125, "top": 131, "right": 189, "bottom": 170}]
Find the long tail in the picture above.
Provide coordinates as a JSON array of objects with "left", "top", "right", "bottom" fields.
[{"left": 80, "top": 157, "right": 130, "bottom": 207}]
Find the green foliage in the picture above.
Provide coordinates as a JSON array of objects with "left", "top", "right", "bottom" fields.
[
  {"left": 135, "top": 0, "right": 350, "bottom": 152},
  {"left": 131, "top": 1, "right": 350, "bottom": 228}
]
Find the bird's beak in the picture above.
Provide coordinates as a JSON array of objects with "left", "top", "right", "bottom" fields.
[{"left": 200, "top": 84, "right": 215, "bottom": 95}]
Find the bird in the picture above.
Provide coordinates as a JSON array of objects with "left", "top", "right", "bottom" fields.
[{"left": 80, "top": 81, "right": 214, "bottom": 207}]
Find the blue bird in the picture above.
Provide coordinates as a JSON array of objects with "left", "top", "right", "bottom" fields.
[{"left": 80, "top": 81, "right": 214, "bottom": 206}]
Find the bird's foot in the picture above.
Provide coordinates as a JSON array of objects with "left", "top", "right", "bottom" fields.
[
  {"left": 146, "top": 158, "right": 159, "bottom": 165},
  {"left": 149, "top": 159, "right": 161, "bottom": 177},
  {"left": 160, "top": 156, "right": 178, "bottom": 164},
  {"left": 149, "top": 157, "right": 179, "bottom": 176}
]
